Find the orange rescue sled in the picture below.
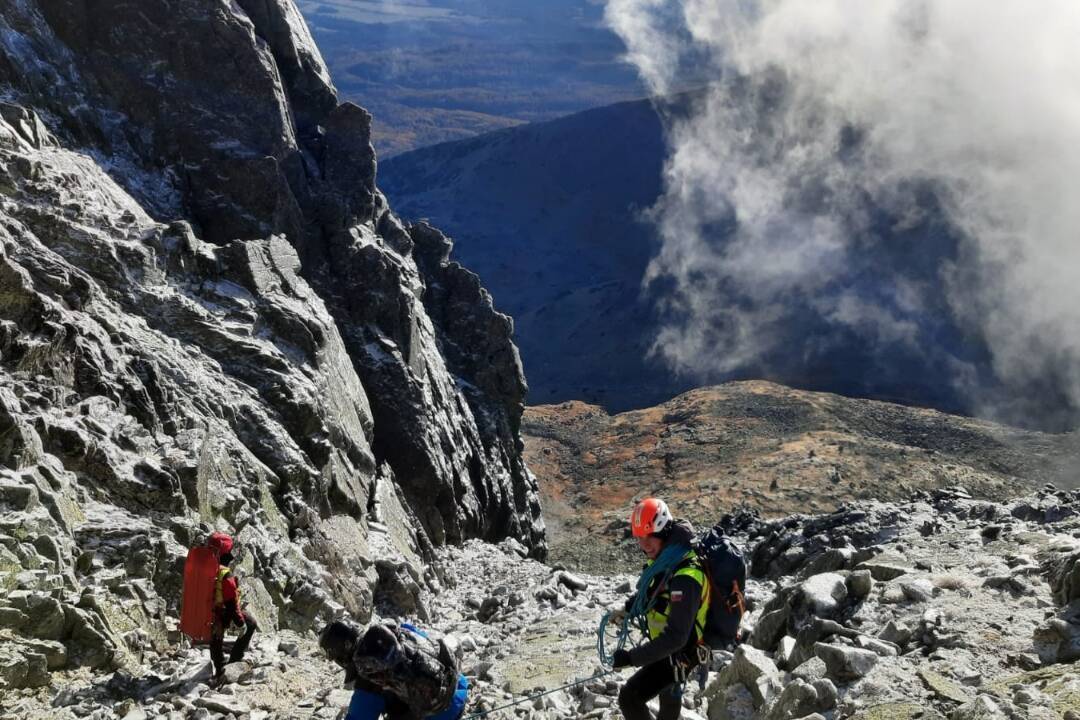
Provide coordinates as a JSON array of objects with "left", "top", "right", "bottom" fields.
[{"left": 180, "top": 546, "right": 218, "bottom": 643}]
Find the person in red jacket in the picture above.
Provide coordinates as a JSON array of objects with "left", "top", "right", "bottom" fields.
[{"left": 208, "top": 533, "right": 258, "bottom": 679}]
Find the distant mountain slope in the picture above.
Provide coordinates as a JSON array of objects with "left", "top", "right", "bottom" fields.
[
  {"left": 298, "top": 0, "right": 646, "bottom": 155},
  {"left": 383, "top": 89, "right": 1080, "bottom": 429},
  {"left": 381, "top": 98, "right": 699, "bottom": 409},
  {"left": 522, "top": 381, "right": 1080, "bottom": 571},
  {"left": 381, "top": 96, "right": 974, "bottom": 417}
]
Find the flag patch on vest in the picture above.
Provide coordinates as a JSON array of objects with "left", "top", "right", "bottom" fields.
[{"left": 671, "top": 590, "right": 684, "bottom": 602}]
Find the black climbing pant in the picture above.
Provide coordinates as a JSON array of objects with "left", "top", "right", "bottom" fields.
[
  {"left": 618, "top": 660, "right": 685, "bottom": 720},
  {"left": 210, "top": 612, "right": 258, "bottom": 676}
]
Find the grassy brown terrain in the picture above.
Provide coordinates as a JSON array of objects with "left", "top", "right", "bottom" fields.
[{"left": 523, "top": 381, "right": 1080, "bottom": 572}]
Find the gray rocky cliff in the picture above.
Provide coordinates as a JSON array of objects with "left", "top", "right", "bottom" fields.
[{"left": 0, "top": 0, "right": 542, "bottom": 682}]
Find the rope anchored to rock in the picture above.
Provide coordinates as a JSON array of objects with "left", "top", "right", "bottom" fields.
[
  {"left": 464, "top": 545, "right": 692, "bottom": 717},
  {"left": 461, "top": 669, "right": 617, "bottom": 718}
]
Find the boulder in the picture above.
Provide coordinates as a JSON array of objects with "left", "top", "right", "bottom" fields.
[
  {"left": 777, "top": 636, "right": 798, "bottom": 669},
  {"left": 846, "top": 570, "right": 874, "bottom": 600},
  {"left": 219, "top": 662, "right": 250, "bottom": 686},
  {"left": 64, "top": 605, "right": 119, "bottom": 670},
  {"left": 799, "top": 548, "right": 855, "bottom": 578},
  {"left": 814, "top": 642, "right": 879, "bottom": 682},
  {"left": 791, "top": 657, "right": 828, "bottom": 682},
  {"left": 855, "top": 561, "right": 912, "bottom": 582},
  {"left": 14, "top": 637, "right": 67, "bottom": 670},
  {"left": 754, "top": 607, "right": 792, "bottom": 651},
  {"left": 762, "top": 680, "right": 820, "bottom": 720},
  {"left": 0, "top": 607, "right": 28, "bottom": 629},
  {"left": 712, "top": 645, "right": 782, "bottom": 709},
  {"left": 878, "top": 620, "right": 912, "bottom": 648},
  {"left": 1043, "top": 549, "right": 1080, "bottom": 605},
  {"left": 752, "top": 573, "right": 854, "bottom": 653},
  {"left": 762, "top": 678, "right": 838, "bottom": 720},
  {"left": 707, "top": 683, "right": 755, "bottom": 720},
  {"left": 1032, "top": 612, "right": 1080, "bottom": 664},
  {"left": 918, "top": 668, "right": 972, "bottom": 705},
  {"left": 899, "top": 579, "right": 935, "bottom": 603},
  {"left": 195, "top": 693, "right": 252, "bottom": 715},
  {"left": 853, "top": 635, "right": 899, "bottom": 657},
  {"left": 793, "top": 573, "right": 849, "bottom": 619},
  {"left": 0, "top": 644, "right": 48, "bottom": 690},
  {"left": 8, "top": 591, "right": 67, "bottom": 640},
  {"left": 374, "top": 559, "right": 429, "bottom": 622},
  {"left": 950, "top": 695, "right": 1009, "bottom": 719},
  {"left": 556, "top": 571, "right": 588, "bottom": 592}
]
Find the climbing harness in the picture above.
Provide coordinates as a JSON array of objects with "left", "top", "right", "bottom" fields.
[
  {"left": 670, "top": 643, "right": 712, "bottom": 698},
  {"left": 462, "top": 668, "right": 617, "bottom": 718}
]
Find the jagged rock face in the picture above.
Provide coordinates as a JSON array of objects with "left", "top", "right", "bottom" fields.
[
  {"left": 0, "top": 0, "right": 542, "bottom": 683},
  {"left": 0, "top": 0, "right": 542, "bottom": 550},
  {"left": 0, "top": 111, "right": 386, "bottom": 664}
]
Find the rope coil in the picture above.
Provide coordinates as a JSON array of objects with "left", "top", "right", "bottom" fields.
[{"left": 597, "top": 542, "right": 690, "bottom": 667}]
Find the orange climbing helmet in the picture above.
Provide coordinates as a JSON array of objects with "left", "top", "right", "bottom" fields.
[{"left": 630, "top": 498, "right": 672, "bottom": 538}]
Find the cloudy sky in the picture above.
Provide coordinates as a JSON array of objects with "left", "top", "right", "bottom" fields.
[{"left": 605, "top": 0, "right": 1080, "bottom": 428}]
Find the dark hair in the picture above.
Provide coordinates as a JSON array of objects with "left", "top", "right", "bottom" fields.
[
  {"left": 219, "top": 552, "right": 234, "bottom": 566},
  {"left": 320, "top": 620, "right": 360, "bottom": 668}
]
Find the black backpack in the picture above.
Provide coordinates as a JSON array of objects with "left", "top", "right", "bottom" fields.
[
  {"left": 351, "top": 622, "right": 459, "bottom": 716},
  {"left": 697, "top": 526, "right": 747, "bottom": 647}
]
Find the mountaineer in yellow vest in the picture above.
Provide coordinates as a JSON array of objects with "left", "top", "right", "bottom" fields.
[
  {"left": 612, "top": 498, "right": 708, "bottom": 720},
  {"left": 207, "top": 532, "right": 258, "bottom": 680}
]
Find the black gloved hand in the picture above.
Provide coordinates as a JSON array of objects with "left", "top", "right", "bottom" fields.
[{"left": 612, "top": 649, "right": 633, "bottom": 669}]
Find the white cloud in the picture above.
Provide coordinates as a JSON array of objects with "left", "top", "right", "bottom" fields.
[{"left": 606, "top": 0, "right": 1080, "bottom": 425}]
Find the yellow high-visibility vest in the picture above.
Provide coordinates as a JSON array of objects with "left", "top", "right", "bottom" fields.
[
  {"left": 644, "top": 550, "right": 710, "bottom": 642},
  {"left": 214, "top": 567, "right": 240, "bottom": 606}
]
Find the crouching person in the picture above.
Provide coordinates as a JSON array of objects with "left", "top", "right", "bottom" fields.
[{"left": 320, "top": 620, "right": 469, "bottom": 720}]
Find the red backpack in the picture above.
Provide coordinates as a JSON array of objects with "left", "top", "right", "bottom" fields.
[{"left": 179, "top": 533, "right": 233, "bottom": 643}]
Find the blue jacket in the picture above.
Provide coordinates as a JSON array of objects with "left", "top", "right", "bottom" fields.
[{"left": 346, "top": 673, "right": 468, "bottom": 720}]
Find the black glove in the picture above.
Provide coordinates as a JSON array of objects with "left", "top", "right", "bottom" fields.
[{"left": 612, "top": 649, "right": 633, "bottom": 669}]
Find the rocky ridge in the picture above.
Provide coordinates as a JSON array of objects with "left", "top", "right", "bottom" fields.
[
  {"left": 523, "top": 382, "right": 1080, "bottom": 572},
  {"left": 0, "top": 0, "right": 541, "bottom": 692},
  {"left": 6, "top": 486, "right": 1080, "bottom": 718}
]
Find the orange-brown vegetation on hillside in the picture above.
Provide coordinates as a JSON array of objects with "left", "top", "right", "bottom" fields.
[{"left": 523, "top": 381, "right": 1080, "bottom": 571}]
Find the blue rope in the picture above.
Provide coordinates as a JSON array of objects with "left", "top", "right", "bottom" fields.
[{"left": 596, "top": 543, "right": 690, "bottom": 667}]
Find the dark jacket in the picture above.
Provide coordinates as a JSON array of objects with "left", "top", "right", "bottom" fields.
[{"left": 627, "top": 518, "right": 704, "bottom": 667}]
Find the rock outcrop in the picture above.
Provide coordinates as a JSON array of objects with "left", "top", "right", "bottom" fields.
[{"left": 0, "top": 0, "right": 542, "bottom": 690}]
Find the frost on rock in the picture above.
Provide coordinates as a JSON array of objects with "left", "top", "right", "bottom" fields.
[
  {"left": 0, "top": 0, "right": 542, "bottom": 705},
  {"left": 6, "top": 453, "right": 1080, "bottom": 718}
]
